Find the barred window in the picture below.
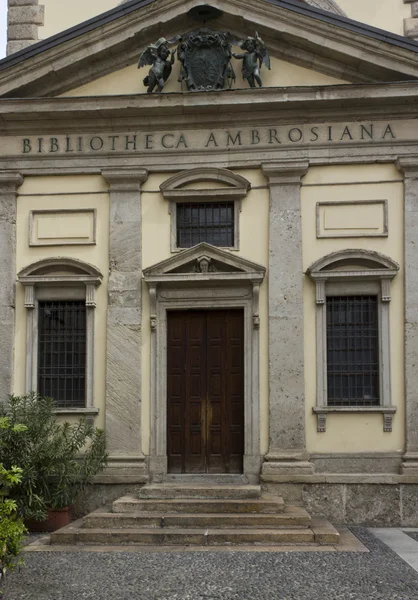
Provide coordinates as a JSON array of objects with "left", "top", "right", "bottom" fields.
[
  {"left": 38, "top": 301, "right": 86, "bottom": 408},
  {"left": 176, "top": 202, "right": 234, "bottom": 248},
  {"left": 327, "top": 296, "right": 379, "bottom": 407}
]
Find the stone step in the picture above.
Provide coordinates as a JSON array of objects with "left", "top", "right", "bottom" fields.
[
  {"left": 137, "top": 484, "right": 261, "bottom": 500},
  {"left": 165, "top": 474, "right": 249, "bottom": 484},
  {"left": 113, "top": 495, "right": 284, "bottom": 514},
  {"left": 83, "top": 506, "right": 311, "bottom": 529},
  {"left": 51, "top": 526, "right": 316, "bottom": 546}
]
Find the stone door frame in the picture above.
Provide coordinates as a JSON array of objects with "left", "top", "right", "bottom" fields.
[
  {"left": 148, "top": 283, "right": 262, "bottom": 483},
  {"left": 144, "top": 244, "right": 265, "bottom": 484}
]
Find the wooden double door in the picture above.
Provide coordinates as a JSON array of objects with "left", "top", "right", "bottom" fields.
[{"left": 167, "top": 309, "right": 244, "bottom": 474}]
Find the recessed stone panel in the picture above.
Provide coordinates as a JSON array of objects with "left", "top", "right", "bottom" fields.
[
  {"left": 345, "top": 484, "right": 401, "bottom": 526},
  {"left": 316, "top": 200, "right": 388, "bottom": 238},
  {"left": 30, "top": 209, "right": 97, "bottom": 246}
]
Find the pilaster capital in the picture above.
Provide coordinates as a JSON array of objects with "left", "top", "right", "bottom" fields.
[
  {"left": 262, "top": 161, "right": 309, "bottom": 185},
  {"left": 101, "top": 169, "right": 148, "bottom": 191},
  {"left": 0, "top": 171, "right": 23, "bottom": 194},
  {"left": 396, "top": 156, "right": 418, "bottom": 178}
]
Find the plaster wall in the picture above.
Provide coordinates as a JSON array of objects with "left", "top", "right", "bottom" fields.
[
  {"left": 141, "top": 169, "right": 270, "bottom": 456},
  {"left": 14, "top": 175, "right": 110, "bottom": 429},
  {"left": 301, "top": 164, "right": 405, "bottom": 455},
  {"left": 338, "top": 0, "right": 409, "bottom": 36},
  {"left": 62, "top": 56, "right": 347, "bottom": 98},
  {"left": 40, "top": 0, "right": 117, "bottom": 40},
  {"left": 38, "top": 0, "right": 409, "bottom": 41}
]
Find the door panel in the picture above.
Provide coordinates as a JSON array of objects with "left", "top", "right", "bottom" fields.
[
  {"left": 167, "top": 313, "right": 187, "bottom": 473},
  {"left": 225, "top": 311, "right": 245, "bottom": 473},
  {"left": 206, "top": 311, "right": 226, "bottom": 473},
  {"left": 167, "top": 310, "right": 244, "bottom": 474}
]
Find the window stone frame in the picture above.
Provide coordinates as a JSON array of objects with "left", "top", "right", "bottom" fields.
[
  {"left": 307, "top": 249, "right": 399, "bottom": 434},
  {"left": 17, "top": 257, "right": 103, "bottom": 417},
  {"left": 160, "top": 168, "right": 251, "bottom": 253}
]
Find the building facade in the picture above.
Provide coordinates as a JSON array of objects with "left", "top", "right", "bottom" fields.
[{"left": 3, "top": 0, "right": 418, "bottom": 524}]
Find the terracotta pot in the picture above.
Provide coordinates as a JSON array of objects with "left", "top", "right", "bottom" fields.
[{"left": 25, "top": 506, "right": 72, "bottom": 533}]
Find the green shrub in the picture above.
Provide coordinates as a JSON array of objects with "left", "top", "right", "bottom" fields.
[
  {"left": 0, "top": 394, "right": 108, "bottom": 521},
  {"left": 0, "top": 418, "right": 27, "bottom": 581}
]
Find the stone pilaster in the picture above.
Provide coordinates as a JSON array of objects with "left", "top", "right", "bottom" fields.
[
  {"left": 0, "top": 172, "right": 23, "bottom": 403},
  {"left": 261, "top": 161, "right": 314, "bottom": 476},
  {"left": 404, "top": 0, "right": 418, "bottom": 39},
  {"left": 7, "top": 0, "right": 45, "bottom": 56},
  {"left": 101, "top": 169, "right": 148, "bottom": 483},
  {"left": 397, "top": 157, "right": 418, "bottom": 474}
]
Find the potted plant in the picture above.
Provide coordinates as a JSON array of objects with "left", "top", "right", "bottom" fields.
[{"left": 0, "top": 394, "right": 108, "bottom": 532}]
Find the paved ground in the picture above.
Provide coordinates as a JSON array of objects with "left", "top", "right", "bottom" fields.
[
  {"left": 372, "top": 528, "right": 418, "bottom": 574},
  {"left": 2, "top": 528, "right": 418, "bottom": 600}
]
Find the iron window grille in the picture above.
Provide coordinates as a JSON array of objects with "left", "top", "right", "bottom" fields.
[
  {"left": 176, "top": 202, "right": 234, "bottom": 248},
  {"left": 326, "top": 295, "right": 379, "bottom": 407},
  {"left": 38, "top": 300, "right": 87, "bottom": 408}
]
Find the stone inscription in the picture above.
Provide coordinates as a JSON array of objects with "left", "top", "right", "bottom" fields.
[{"left": 19, "top": 122, "right": 398, "bottom": 155}]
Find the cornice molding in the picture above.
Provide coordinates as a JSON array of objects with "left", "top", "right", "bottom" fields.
[{"left": 0, "top": 81, "right": 417, "bottom": 130}]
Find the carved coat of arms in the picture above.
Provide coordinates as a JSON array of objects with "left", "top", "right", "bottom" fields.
[{"left": 177, "top": 30, "right": 235, "bottom": 91}]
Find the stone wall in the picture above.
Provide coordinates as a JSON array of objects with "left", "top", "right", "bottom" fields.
[
  {"left": 263, "top": 482, "right": 418, "bottom": 526},
  {"left": 7, "top": 0, "right": 45, "bottom": 56},
  {"left": 73, "top": 484, "right": 138, "bottom": 518},
  {"left": 404, "top": 0, "right": 418, "bottom": 38}
]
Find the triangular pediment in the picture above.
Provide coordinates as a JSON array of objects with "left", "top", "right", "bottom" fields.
[
  {"left": 143, "top": 243, "right": 266, "bottom": 283},
  {"left": 1, "top": 0, "right": 418, "bottom": 99}
]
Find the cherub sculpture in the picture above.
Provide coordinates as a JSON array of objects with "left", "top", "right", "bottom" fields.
[
  {"left": 232, "top": 32, "right": 271, "bottom": 88},
  {"left": 138, "top": 38, "right": 176, "bottom": 93}
]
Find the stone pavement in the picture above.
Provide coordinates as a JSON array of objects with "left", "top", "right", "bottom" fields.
[
  {"left": 2, "top": 528, "right": 418, "bottom": 600},
  {"left": 371, "top": 528, "right": 418, "bottom": 574}
]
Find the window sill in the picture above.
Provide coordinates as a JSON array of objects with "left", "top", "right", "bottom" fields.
[
  {"left": 53, "top": 408, "right": 99, "bottom": 417},
  {"left": 313, "top": 406, "right": 396, "bottom": 433}
]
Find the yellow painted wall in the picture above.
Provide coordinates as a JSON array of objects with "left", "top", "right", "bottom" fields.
[
  {"left": 40, "top": 0, "right": 118, "bottom": 39},
  {"left": 141, "top": 170, "right": 270, "bottom": 455},
  {"left": 62, "top": 56, "right": 347, "bottom": 98},
  {"left": 15, "top": 176, "right": 110, "bottom": 429},
  {"left": 40, "top": 0, "right": 408, "bottom": 40},
  {"left": 301, "top": 164, "right": 405, "bottom": 454},
  {"left": 338, "top": 0, "right": 409, "bottom": 36}
]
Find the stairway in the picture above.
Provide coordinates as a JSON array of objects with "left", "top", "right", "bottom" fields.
[{"left": 51, "top": 484, "right": 340, "bottom": 547}]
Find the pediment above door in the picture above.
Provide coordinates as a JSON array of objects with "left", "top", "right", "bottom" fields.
[{"left": 143, "top": 243, "right": 266, "bottom": 285}]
